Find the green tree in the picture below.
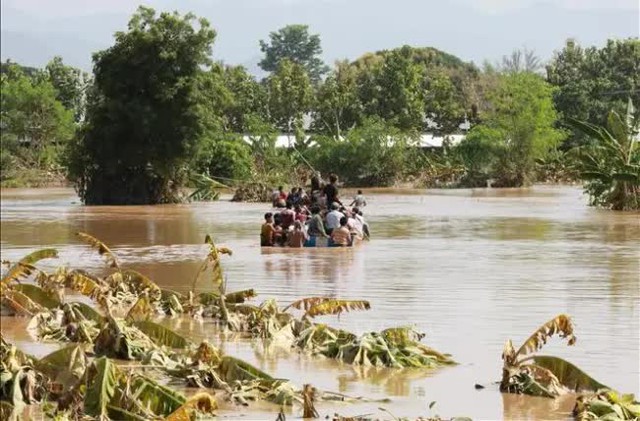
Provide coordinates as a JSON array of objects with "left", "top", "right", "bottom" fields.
[
  {"left": 358, "top": 46, "right": 426, "bottom": 131},
  {"left": 193, "top": 132, "right": 253, "bottom": 182},
  {"left": 220, "top": 65, "right": 267, "bottom": 132},
  {"left": 547, "top": 38, "right": 640, "bottom": 146},
  {"left": 1, "top": 65, "right": 74, "bottom": 172},
  {"left": 265, "top": 59, "right": 313, "bottom": 136},
  {"left": 44, "top": 56, "right": 89, "bottom": 122},
  {"left": 259, "top": 24, "right": 329, "bottom": 83},
  {"left": 312, "top": 60, "right": 361, "bottom": 138},
  {"left": 461, "top": 72, "right": 565, "bottom": 187},
  {"left": 308, "top": 117, "right": 417, "bottom": 186},
  {"left": 68, "top": 7, "right": 216, "bottom": 205},
  {"left": 349, "top": 46, "right": 478, "bottom": 133}
]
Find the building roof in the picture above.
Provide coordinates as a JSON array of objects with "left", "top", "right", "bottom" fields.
[{"left": 243, "top": 134, "right": 465, "bottom": 148}]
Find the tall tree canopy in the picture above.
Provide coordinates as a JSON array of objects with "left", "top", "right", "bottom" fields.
[
  {"left": 266, "top": 59, "right": 313, "bottom": 135},
  {"left": 313, "top": 45, "right": 479, "bottom": 135},
  {"left": 547, "top": 38, "right": 640, "bottom": 146},
  {"left": 259, "top": 24, "right": 329, "bottom": 83},
  {"left": 68, "top": 6, "right": 216, "bottom": 205},
  {"left": 1, "top": 65, "right": 74, "bottom": 166},
  {"left": 44, "top": 56, "right": 89, "bottom": 122}
]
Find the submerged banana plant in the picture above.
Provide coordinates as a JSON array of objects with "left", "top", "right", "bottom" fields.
[
  {"left": 573, "top": 390, "right": 640, "bottom": 421},
  {"left": 500, "top": 314, "right": 607, "bottom": 398}
]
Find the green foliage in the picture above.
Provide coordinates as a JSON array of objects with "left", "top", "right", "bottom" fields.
[
  {"left": 547, "top": 38, "right": 640, "bottom": 147},
  {"left": 312, "top": 60, "right": 361, "bottom": 137},
  {"left": 460, "top": 72, "right": 565, "bottom": 187},
  {"left": 357, "top": 46, "right": 426, "bottom": 132},
  {"left": 568, "top": 103, "right": 639, "bottom": 211},
  {"left": 259, "top": 24, "right": 329, "bottom": 83},
  {"left": 266, "top": 59, "right": 314, "bottom": 133},
  {"left": 193, "top": 132, "right": 253, "bottom": 183},
  {"left": 44, "top": 56, "right": 89, "bottom": 122},
  {"left": 84, "top": 357, "right": 119, "bottom": 418},
  {"left": 308, "top": 117, "right": 417, "bottom": 186},
  {"left": 0, "top": 63, "right": 75, "bottom": 182},
  {"left": 68, "top": 6, "right": 216, "bottom": 205}
]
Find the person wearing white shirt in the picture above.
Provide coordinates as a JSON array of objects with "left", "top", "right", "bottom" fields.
[{"left": 325, "top": 203, "right": 344, "bottom": 234}]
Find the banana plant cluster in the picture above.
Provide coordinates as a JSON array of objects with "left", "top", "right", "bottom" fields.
[
  {"left": 1, "top": 232, "right": 456, "bottom": 420},
  {"left": 569, "top": 99, "right": 640, "bottom": 211},
  {"left": 501, "top": 314, "right": 639, "bottom": 420}
]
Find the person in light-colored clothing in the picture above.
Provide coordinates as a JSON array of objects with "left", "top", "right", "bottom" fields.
[
  {"left": 350, "top": 190, "right": 367, "bottom": 208},
  {"left": 325, "top": 202, "right": 344, "bottom": 235}
]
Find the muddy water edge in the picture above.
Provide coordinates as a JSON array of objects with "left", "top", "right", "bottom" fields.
[{"left": 1, "top": 186, "right": 638, "bottom": 420}]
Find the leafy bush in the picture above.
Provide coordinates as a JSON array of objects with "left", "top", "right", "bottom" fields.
[
  {"left": 308, "top": 118, "right": 417, "bottom": 186},
  {"left": 194, "top": 133, "right": 253, "bottom": 183}
]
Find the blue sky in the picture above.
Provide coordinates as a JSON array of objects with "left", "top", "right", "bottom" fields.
[{"left": 1, "top": 0, "right": 638, "bottom": 73}]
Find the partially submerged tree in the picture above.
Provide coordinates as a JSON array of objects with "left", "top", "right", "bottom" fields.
[
  {"left": 460, "top": 72, "right": 565, "bottom": 187},
  {"left": 68, "top": 6, "right": 216, "bottom": 205}
]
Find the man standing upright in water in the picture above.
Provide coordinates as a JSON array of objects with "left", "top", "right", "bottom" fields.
[{"left": 323, "top": 174, "right": 342, "bottom": 207}]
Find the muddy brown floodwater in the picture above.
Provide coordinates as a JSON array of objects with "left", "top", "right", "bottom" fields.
[{"left": 1, "top": 186, "right": 638, "bottom": 420}]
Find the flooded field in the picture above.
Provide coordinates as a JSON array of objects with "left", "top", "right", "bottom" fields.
[{"left": 1, "top": 186, "right": 638, "bottom": 420}]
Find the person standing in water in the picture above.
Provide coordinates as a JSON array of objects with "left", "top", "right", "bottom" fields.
[
  {"left": 323, "top": 174, "right": 342, "bottom": 207},
  {"left": 288, "top": 221, "right": 308, "bottom": 248},
  {"left": 350, "top": 190, "right": 367, "bottom": 208},
  {"left": 330, "top": 216, "right": 351, "bottom": 247},
  {"left": 260, "top": 213, "right": 276, "bottom": 247}
]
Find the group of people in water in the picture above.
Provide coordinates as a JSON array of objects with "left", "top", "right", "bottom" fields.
[{"left": 260, "top": 174, "right": 370, "bottom": 248}]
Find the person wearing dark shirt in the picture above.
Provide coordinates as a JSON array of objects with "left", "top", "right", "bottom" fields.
[{"left": 323, "top": 174, "right": 341, "bottom": 207}]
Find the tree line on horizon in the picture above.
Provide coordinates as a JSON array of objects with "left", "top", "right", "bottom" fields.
[{"left": 1, "top": 6, "right": 638, "bottom": 208}]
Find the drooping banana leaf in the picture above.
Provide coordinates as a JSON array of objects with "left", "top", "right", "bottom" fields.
[
  {"left": 13, "top": 284, "right": 61, "bottom": 309},
  {"left": 128, "top": 373, "right": 186, "bottom": 416},
  {"left": 84, "top": 357, "right": 120, "bottom": 418},
  {"left": 37, "top": 345, "right": 88, "bottom": 392},
  {"left": 106, "top": 405, "right": 148, "bottom": 421},
  {"left": 132, "top": 320, "right": 191, "bottom": 349},
  {"left": 305, "top": 299, "right": 371, "bottom": 318},
  {"left": 284, "top": 297, "right": 333, "bottom": 312},
  {"left": 164, "top": 392, "right": 218, "bottom": 420},
  {"left": 515, "top": 314, "right": 576, "bottom": 358},
  {"left": 36, "top": 345, "right": 87, "bottom": 379},
  {"left": 65, "top": 269, "right": 104, "bottom": 297},
  {"left": 94, "top": 317, "right": 156, "bottom": 360},
  {"left": 121, "top": 270, "right": 161, "bottom": 296},
  {"left": 63, "top": 302, "right": 104, "bottom": 324},
  {"left": 218, "top": 356, "right": 276, "bottom": 384},
  {"left": 1, "top": 263, "right": 36, "bottom": 288},
  {"left": 126, "top": 296, "right": 156, "bottom": 322},
  {"left": 1, "top": 248, "right": 58, "bottom": 288},
  {"left": 76, "top": 232, "right": 120, "bottom": 269},
  {"left": 1, "top": 289, "right": 44, "bottom": 316},
  {"left": 18, "top": 249, "right": 59, "bottom": 266},
  {"left": 530, "top": 355, "right": 608, "bottom": 392}
]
